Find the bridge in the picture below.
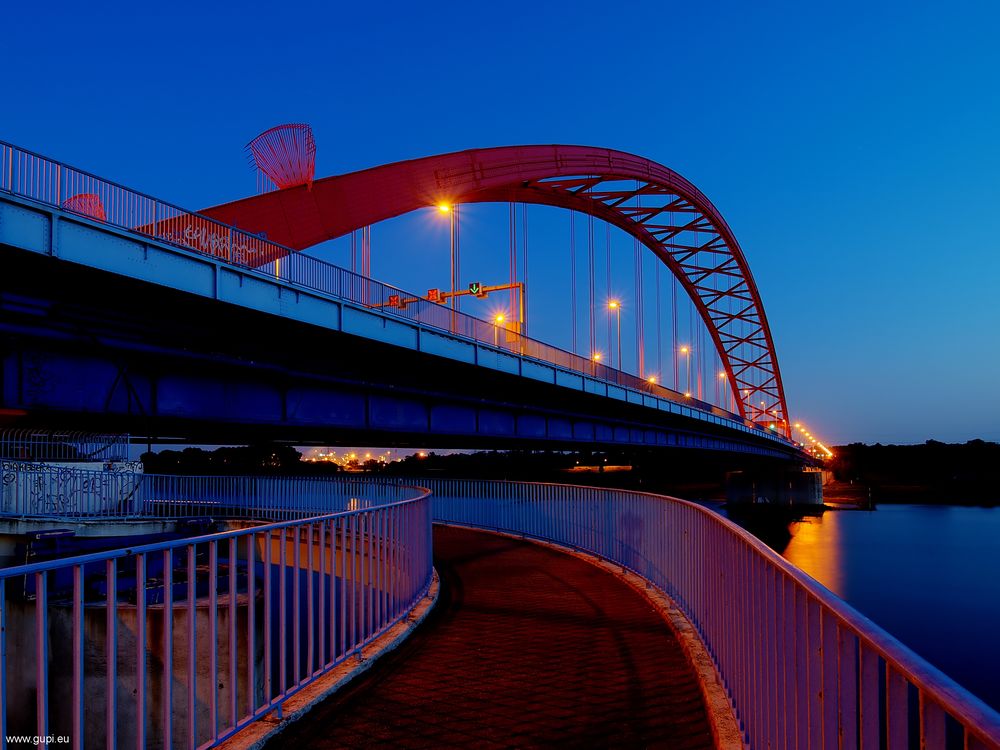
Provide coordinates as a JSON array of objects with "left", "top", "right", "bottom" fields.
[
  {"left": 0, "top": 136, "right": 817, "bottom": 460},
  {"left": 3, "top": 132, "right": 989, "bottom": 749}
]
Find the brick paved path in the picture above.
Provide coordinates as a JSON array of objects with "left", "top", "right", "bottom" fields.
[{"left": 269, "top": 526, "right": 714, "bottom": 749}]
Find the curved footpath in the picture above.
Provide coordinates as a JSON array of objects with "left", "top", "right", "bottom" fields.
[{"left": 269, "top": 526, "right": 714, "bottom": 749}]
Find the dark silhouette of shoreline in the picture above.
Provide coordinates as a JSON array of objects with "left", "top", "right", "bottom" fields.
[{"left": 830, "top": 440, "right": 1000, "bottom": 505}]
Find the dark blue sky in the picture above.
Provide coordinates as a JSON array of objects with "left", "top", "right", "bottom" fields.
[{"left": 5, "top": 1, "right": 999, "bottom": 444}]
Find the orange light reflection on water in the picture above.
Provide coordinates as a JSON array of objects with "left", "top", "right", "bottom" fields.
[{"left": 782, "top": 512, "right": 844, "bottom": 596}]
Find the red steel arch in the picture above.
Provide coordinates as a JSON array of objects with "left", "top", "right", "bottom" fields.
[{"left": 200, "top": 145, "right": 790, "bottom": 433}]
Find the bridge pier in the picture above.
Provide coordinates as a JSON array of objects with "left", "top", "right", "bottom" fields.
[{"left": 725, "top": 467, "right": 824, "bottom": 506}]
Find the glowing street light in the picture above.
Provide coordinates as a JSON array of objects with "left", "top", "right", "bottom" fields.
[
  {"left": 435, "top": 202, "right": 460, "bottom": 329},
  {"left": 493, "top": 313, "right": 505, "bottom": 346},
  {"left": 608, "top": 300, "right": 622, "bottom": 368},
  {"left": 679, "top": 345, "right": 691, "bottom": 396}
]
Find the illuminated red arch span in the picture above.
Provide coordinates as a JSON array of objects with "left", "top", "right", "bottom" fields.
[{"left": 201, "top": 145, "right": 790, "bottom": 434}]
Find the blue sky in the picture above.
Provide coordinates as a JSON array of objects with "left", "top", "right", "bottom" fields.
[{"left": 5, "top": 1, "right": 1000, "bottom": 444}]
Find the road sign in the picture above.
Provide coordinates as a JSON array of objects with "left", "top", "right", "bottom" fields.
[
  {"left": 427, "top": 288, "right": 441, "bottom": 302},
  {"left": 469, "top": 282, "right": 486, "bottom": 297},
  {"left": 388, "top": 294, "right": 401, "bottom": 308}
]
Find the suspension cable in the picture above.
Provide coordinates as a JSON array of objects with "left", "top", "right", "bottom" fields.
[
  {"left": 588, "top": 213, "right": 595, "bottom": 359},
  {"left": 522, "top": 203, "right": 528, "bottom": 336},
  {"left": 606, "top": 222, "right": 612, "bottom": 363},
  {"left": 570, "top": 212, "right": 577, "bottom": 353},
  {"left": 656, "top": 260, "right": 662, "bottom": 381},
  {"left": 634, "top": 185, "right": 644, "bottom": 378},
  {"left": 509, "top": 202, "right": 517, "bottom": 323},
  {"left": 672, "top": 275, "right": 679, "bottom": 390}
]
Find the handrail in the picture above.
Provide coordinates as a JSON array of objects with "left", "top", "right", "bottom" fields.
[
  {"left": 0, "top": 429, "right": 130, "bottom": 462},
  {"left": 0, "top": 481, "right": 434, "bottom": 748},
  {"left": 0, "top": 139, "right": 794, "bottom": 448},
  {"left": 424, "top": 478, "right": 1000, "bottom": 749},
  {"left": 0, "top": 463, "right": 413, "bottom": 520}
]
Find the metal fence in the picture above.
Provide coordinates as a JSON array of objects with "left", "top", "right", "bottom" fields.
[
  {"left": 0, "top": 430, "right": 130, "bottom": 463},
  {"left": 0, "top": 140, "right": 790, "bottom": 446},
  {"left": 0, "top": 485, "right": 433, "bottom": 749},
  {"left": 425, "top": 479, "right": 1000, "bottom": 750},
  {"left": 0, "top": 463, "right": 410, "bottom": 521}
]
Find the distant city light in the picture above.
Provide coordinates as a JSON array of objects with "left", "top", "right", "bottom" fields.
[{"left": 437, "top": 203, "right": 451, "bottom": 213}]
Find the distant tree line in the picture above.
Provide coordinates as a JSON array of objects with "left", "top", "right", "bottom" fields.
[
  {"left": 140, "top": 444, "right": 785, "bottom": 500},
  {"left": 830, "top": 440, "right": 1000, "bottom": 503},
  {"left": 139, "top": 440, "right": 1000, "bottom": 505},
  {"left": 141, "top": 444, "right": 336, "bottom": 475}
]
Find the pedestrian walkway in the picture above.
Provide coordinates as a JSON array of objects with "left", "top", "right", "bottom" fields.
[{"left": 270, "top": 526, "right": 714, "bottom": 748}]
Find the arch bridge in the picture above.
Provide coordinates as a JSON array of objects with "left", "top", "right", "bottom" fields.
[
  {"left": 0, "top": 138, "right": 803, "bottom": 458},
  {"left": 201, "top": 145, "right": 789, "bottom": 435}
]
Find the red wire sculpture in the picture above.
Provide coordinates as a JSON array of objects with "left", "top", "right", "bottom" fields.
[
  {"left": 61, "top": 193, "right": 106, "bottom": 221},
  {"left": 245, "top": 124, "right": 316, "bottom": 191}
]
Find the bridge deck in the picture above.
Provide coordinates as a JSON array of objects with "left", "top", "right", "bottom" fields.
[{"left": 271, "top": 526, "right": 714, "bottom": 749}]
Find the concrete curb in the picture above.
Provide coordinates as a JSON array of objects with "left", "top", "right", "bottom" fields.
[
  {"left": 435, "top": 524, "right": 745, "bottom": 750},
  {"left": 218, "top": 570, "right": 440, "bottom": 750}
]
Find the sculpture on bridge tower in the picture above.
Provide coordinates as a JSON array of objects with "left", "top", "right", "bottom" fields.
[{"left": 245, "top": 123, "right": 316, "bottom": 192}]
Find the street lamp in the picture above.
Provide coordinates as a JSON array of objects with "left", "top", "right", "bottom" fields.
[
  {"left": 680, "top": 346, "right": 691, "bottom": 396},
  {"left": 493, "top": 313, "right": 505, "bottom": 346},
  {"left": 608, "top": 300, "right": 622, "bottom": 369},
  {"left": 591, "top": 351, "right": 602, "bottom": 376},
  {"left": 437, "top": 203, "right": 459, "bottom": 331}
]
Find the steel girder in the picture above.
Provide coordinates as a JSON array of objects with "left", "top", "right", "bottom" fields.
[{"left": 199, "top": 145, "right": 789, "bottom": 434}]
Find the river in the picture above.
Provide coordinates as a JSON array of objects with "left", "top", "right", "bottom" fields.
[{"left": 723, "top": 503, "right": 1000, "bottom": 712}]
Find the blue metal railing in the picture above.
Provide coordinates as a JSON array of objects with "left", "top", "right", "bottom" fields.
[
  {"left": 0, "top": 480, "right": 433, "bottom": 749},
  {"left": 0, "top": 463, "right": 410, "bottom": 521},
  {"left": 0, "top": 139, "right": 795, "bottom": 448},
  {"left": 425, "top": 479, "right": 1000, "bottom": 750},
  {"left": 0, "top": 430, "right": 130, "bottom": 463}
]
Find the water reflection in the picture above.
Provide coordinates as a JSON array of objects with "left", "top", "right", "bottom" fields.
[
  {"left": 783, "top": 512, "right": 844, "bottom": 594},
  {"left": 741, "top": 503, "right": 1000, "bottom": 713}
]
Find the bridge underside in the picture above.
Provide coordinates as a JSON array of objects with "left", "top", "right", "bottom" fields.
[{"left": 0, "top": 247, "right": 796, "bottom": 459}]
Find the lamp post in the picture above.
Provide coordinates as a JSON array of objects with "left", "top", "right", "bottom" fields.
[
  {"left": 608, "top": 300, "right": 621, "bottom": 369},
  {"left": 437, "top": 202, "right": 458, "bottom": 332},
  {"left": 494, "top": 314, "right": 505, "bottom": 347},
  {"left": 680, "top": 346, "right": 690, "bottom": 396}
]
